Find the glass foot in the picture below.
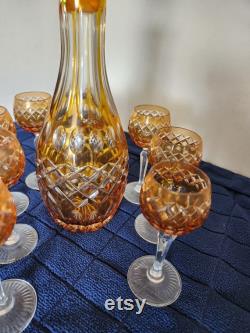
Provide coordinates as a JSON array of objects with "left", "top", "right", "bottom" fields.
[
  {"left": 124, "top": 182, "right": 140, "bottom": 205},
  {"left": 135, "top": 214, "right": 158, "bottom": 244},
  {"left": 127, "top": 255, "right": 182, "bottom": 307},
  {"left": 11, "top": 192, "right": 29, "bottom": 217},
  {"left": 25, "top": 172, "right": 39, "bottom": 191},
  {"left": 0, "top": 279, "right": 37, "bottom": 333},
  {"left": 0, "top": 224, "right": 38, "bottom": 264}
]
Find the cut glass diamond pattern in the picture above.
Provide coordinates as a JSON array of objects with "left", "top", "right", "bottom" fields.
[
  {"left": 150, "top": 131, "right": 202, "bottom": 166},
  {"left": 38, "top": 156, "right": 126, "bottom": 210}
]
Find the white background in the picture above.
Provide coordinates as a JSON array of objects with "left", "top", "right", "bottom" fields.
[{"left": 0, "top": 0, "right": 250, "bottom": 177}]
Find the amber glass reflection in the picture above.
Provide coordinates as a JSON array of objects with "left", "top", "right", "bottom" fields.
[
  {"left": 14, "top": 92, "right": 51, "bottom": 134},
  {"left": 149, "top": 127, "right": 202, "bottom": 167},
  {"left": 140, "top": 161, "right": 211, "bottom": 236},
  {"left": 128, "top": 105, "right": 171, "bottom": 149},
  {"left": 0, "top": 128, "right": 25, "bottom": 187},
  {"left": 0, "top": 106, "right": 16, "bottom": 134},
  {"left": 0, "top": 179, "right": 16, "bottom": 245}
]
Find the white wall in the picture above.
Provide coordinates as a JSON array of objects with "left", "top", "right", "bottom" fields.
[{"left": 0, "top": 0, "right": 250, "bottom": 177}]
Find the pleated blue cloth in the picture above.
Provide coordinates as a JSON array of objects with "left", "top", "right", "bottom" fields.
[{"left": 1, "top": 126, "right": 250, "bottom": 332}]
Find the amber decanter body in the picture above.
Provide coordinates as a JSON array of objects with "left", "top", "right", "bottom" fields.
[{"left": 37, "top": 0, "right": 128, "bottom": 232}]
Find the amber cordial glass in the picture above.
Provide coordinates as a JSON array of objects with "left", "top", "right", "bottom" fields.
[
  {"left": 0, "top": 106, "right": 16, "bottom": 134},
  {"left": 0, "top": 128, "right": 38, "bottom": 264},
  {"left": 0, "top": 179, "right": 37, "bottom": 332},
  {"left": 0, "top": 127, "right": 28, "bottom": 213},
  {"left": 14, "top": 91, "right": 52, "bottom": 191},
  {"left": 128, "top": 162, "right": 211, "bottom": 307},
  {"left": 124, "top": 105, "right": 171, "bottom": 204},
  {"left": 135, "top": 126, "right": 203, "bottom": 244}
]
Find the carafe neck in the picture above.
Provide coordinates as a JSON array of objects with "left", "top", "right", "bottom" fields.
[{"left": 55, "top": 1, "right": 107, "bottom": 112}]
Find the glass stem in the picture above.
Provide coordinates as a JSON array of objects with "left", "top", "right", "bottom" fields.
[
  {"left": 149, "top": 232, "right": 176, "bottom": 281},
  {"left": 135, "top": 148, "right": 148, "bottom": 193},
  {"left": 0, "top": 279, "right": 7, "bottom": 307},
  {"left": 34, "top": 133, "right": 39, "bottom": 148}
]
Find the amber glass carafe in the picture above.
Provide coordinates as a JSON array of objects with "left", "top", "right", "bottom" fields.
[{"left": 37, "top": 0, "right": 128, "bottom": 232}]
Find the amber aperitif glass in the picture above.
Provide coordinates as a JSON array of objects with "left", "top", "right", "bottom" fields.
[
  {"left": 0, "top": 106, "right": 16, "bottom": 135},
  {"left": 149, "top": 126, "right": 203, "bottom": 166},
  {"left": 0, "top": 180, "right": 37, "bottom": 332},
  {"left": 0, "top": 128, "right": 25, "bottom": 187},
  {"left": 124, "top": 105, "right": 171, "bottom": 204},
  {"left": 14, "top": 92, "right": 51, "bottom": 134},
  {"left": 0, "top": 179, "right": 16, "bottom": 245},
  {"left": 0, "top": 127, "right": 30, "bottom": 216},
  {"left": 0, "top": 128, "right": 38, "bottom": 265},
  {"left": 14, "top": 92, "right": 51, "bottom": 191},
  {"left": 128, "top": 161, "right": 211, "bottom": 307},
  {"left": 136, "top": 126, "right": 203, "bottom": 244}
]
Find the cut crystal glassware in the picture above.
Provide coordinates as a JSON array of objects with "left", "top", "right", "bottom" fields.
[
  {"left": 14, "top": 91, "right": 52, "bottom": 191},
  {"left": 136, "top": 126, "right": 203, "bottom": 244},
  {"left": 0, "top": 106, "right": 16, "bottom": 135},
  {"left": 149, "top": 126, "right": 203, "bottom": 166},
  {"left": 0, "top": 128, "right": 38, "bottom": 264},
  {"left": 128, "top": 161, "right": 211, "bottom": 307},
  {"left": 125, "top": 105, "right": 171, "bottom": 205},
  {"left": 0, "top": 128, "right": 29, "bottom": 215},
  {"left": 0, "top": 179, "right": 37, "bottom": 332},
  {"left": 0, "top": 128, "right": 25, "bottom": 188},
  {"left": 14, "top": 92, "right": 51, "bottom": 134},
  {"left": 36, "top": 0, "right": 128, "bottom": 232},
  {"left": 0, "top": 179, "right": 16, "bottom": 245}
]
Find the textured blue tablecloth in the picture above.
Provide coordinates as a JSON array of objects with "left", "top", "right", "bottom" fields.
[{"left": 1, "top": 126, "right": 250, "bottom": 333}]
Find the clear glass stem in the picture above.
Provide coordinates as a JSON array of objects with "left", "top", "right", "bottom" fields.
[
  {"left": 34, "top": 133, "right": 39, "bottom": 148},
  {"left": 135, "top": 148, "right": 148, "bottom": 193},
  {"left": 0, "top": 279, "right": 7, "bottom": 306},
  {"left": 148, "top": 232, "right": 176, "bottom": 281}
]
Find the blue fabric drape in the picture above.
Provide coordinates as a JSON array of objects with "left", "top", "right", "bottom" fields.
[{"left": 1, "top": 127, "right": 249, "bottom": 332}]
